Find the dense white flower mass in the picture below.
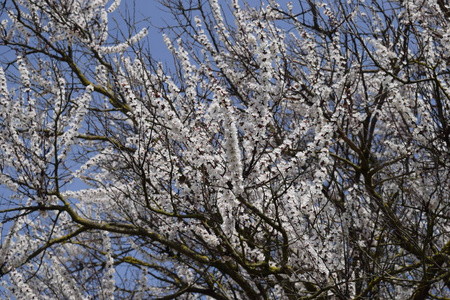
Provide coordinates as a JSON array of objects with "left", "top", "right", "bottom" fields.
[{"left": 0, "top": 0, "right": 449, "bottom": 299}]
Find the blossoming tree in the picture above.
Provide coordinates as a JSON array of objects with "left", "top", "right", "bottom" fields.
[{"left": 0, "top": 0, "right": 449, "bottom": 298}]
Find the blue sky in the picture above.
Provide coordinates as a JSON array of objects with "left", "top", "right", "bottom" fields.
[{"left": 132, "top": 0, "right": 174, "bottom": 61}]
